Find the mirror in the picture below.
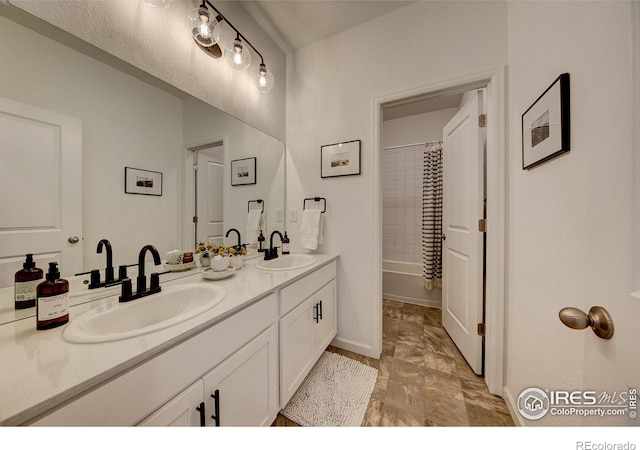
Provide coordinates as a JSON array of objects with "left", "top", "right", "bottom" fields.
[{"left": 0, "top": 7, "right": 285, "bottom": 325}]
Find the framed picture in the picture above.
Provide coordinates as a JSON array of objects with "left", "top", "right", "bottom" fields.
[
  {"left": 522, "top": 73, "right": 570, "bottom": 170},
  {"left": 124, "top": 167, "right": 162, "bottom": 196},
  {"left": 231, "top": 157, "right": 256, "bottom": 186},
  {"left": 321, "top": 139, "right": 361, "bottom": 178}
]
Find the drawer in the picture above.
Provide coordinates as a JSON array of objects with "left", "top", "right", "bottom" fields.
[{"left": 279, "top": 261, "right": 336, "bottom": 316}]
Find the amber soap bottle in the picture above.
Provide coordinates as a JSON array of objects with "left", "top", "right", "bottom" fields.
[
  {"left": 14, "top": 254, "right": 43, "bottom": 310},
  {"left": 36, "top": 262, "right": 69, "bottom": 330},
  {"left": 282, "top": 232, "right": 290, "bottom": 255}
]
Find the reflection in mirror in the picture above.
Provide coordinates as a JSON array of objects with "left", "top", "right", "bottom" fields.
[{"left": 0, "top": 6, "right": 284, "bottom": 326}]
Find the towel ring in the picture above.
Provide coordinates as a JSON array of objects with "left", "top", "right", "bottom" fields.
[
  {"left": 248, "top": 199, "right": 264, "bottom": 213},
  {"left": 303, "top": 197, "right": 326, "bottom": 213}
]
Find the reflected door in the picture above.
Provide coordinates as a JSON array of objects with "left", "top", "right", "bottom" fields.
[
  {"left": 0, "top": 97, "right": 82, "bottom": 287},
  {"left": 196, "top": 146, "right": 224, "bottom": 246}
]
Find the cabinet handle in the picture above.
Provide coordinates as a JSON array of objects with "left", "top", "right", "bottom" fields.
[
  {"left": 210, "top": 389, "right": 220, "bottom": 427},
  {"left": 195, "top": 402, "right": 206, "bottom": 427},
  {"left": 318, "top": 300, "right": 323, "bottom": 320},
  {"left": 314, "top": 303, "right": 319, "bottom": 323}
]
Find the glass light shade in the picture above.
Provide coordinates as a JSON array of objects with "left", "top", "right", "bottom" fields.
[
  {"left": 188, "top": 6, "right": 220, "bottom": 48},
  {"left": 255, "top": 64, "right": 275, "bottom": 93},
  {"left": 225, "top": 38, "right": 251, "bottom": 71}
]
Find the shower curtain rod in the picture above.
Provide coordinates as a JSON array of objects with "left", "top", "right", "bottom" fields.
[{"left": 381, "top": 139, "right": 442, "bottom": 151}]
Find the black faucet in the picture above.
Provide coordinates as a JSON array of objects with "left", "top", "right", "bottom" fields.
[
  {"left": 120, "top": 244, "right": 162, "bottom": 302},
  {"left": 97, "top": 239, "right": 115, "bottom": 284},
  {"left": 225, "top": 228, "right": 242, "bottom": 250},
  {"left": 264, "top": 231, "right": 283, "bottom": 261}
]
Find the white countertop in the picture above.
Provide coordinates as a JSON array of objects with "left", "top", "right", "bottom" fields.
[{"left": 0, "top": 254, "right": 338, "bottom": 426}]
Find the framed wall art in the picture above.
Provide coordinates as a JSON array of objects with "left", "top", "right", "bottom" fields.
[
  {"left": 231, "top": 157, "right": 256, "bottom": 186},
  {"left": 321, "top": 139, "right": 361, "bottom": 178},
  {"left": 124, "top": 167, "right": 163, "bottom": 196},
  {"left": 522, "top": 73, "right": 570, "bottom": 170}
]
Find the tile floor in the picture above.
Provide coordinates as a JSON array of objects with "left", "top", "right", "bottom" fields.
[{"left": 272, "top": 299, "right": 514, "bottom": 427}]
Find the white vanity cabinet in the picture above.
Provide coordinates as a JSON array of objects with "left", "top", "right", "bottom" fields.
[
  {"left": 138, "top": 324, "right": 279, "bottom": 427},
  {"left": 30, "top": 293, "right": 279, "bottom": 426},
  {"left": 279, "top": 262, "right": 337, "bottom": 407}
]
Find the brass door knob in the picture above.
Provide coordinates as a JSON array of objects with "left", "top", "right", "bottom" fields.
[
  {"left": 559, "top": 306, "right": 614, "bottom": 339},
  {"left": 68, "top": 236, "right": 80, "bottom": 244}
]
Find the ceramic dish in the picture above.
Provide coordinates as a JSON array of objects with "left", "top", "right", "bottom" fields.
[
  {"left": 202, "top": 266, "right": 236, "bottom": 280},
  {"left": 163, "top": 261, "right": 196, "bottom": 272}
]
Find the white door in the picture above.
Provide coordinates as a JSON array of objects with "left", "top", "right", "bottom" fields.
[
  {"left": 441, "top": 91, "right": 485, "bottom": 375},
  {"left": 579, "top": 11, "right": 640, "bottom": 425},
  {"left": 196, "top": 146, "right": 224, "bottom": 246},
  {"left": 0, "top": 97, "right": 82, "bottom": 287}
]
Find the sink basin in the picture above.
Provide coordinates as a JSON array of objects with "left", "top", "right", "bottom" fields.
[
  {"left": 255, "top": 254, "right": 316, "bottom": 271},
  {"left": 63, "top": 284, "right": 226, "bottom": 343}
]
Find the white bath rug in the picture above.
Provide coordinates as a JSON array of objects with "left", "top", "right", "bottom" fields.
[{"left": 281, "top": 351, "right": 378, "bottom": 427}]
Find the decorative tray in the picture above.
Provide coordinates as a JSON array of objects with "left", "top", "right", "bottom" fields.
[
  {"left": 202, "top": 266, "right": 236, "bottom": 280},
  {"left": 163, "top": 261, "right": 196, "bottom": 272}
]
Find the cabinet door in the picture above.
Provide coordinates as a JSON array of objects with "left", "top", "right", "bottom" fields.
[
  {"left": 279, "top": 297, "right": 315, "bottom": 407},
  {"left": 137, "top": 380, "right": 205, "bottom": 427},
  {"left": 312, "top": 280, "right": 337, "bottom": 358},
  {"left": 203, "top": 325, "right": 279, "bottom": 427}
]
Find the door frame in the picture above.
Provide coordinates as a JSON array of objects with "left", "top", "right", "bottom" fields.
[
  {"left": 182, "top": 136, "right": 227, "bottom": 251},
  {"left": 372, "top": 66, "right": 507, "bottom": 396}
]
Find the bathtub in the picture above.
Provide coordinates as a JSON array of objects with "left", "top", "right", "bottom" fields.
[{"left": 382, "top": 260, "right": 442, "bottom": 308}]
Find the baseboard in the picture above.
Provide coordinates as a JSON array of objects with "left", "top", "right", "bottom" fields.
[
  {"left": 382, "top": 294, "right": 442, "bottom": 309},
  {"left": 330, "top": 336, "right": 380, "bottom": 359},
  {"left": 503, "top": 385, "right": 526, "bottom": 427}
]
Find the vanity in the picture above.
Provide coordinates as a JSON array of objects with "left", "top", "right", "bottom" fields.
[{"left": 0, "top": 254, "right": 338, "bottom": 426}]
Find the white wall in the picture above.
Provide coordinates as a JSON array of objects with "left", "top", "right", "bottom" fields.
[
  {"left": 286, "top": 1, "right": 508, "bottom": 357},
  {"left": 505, "top": 1, "right": 633, "bottom": 426},
  {"left": 0, "top": 14, "right": 184, "bottom": 277},
  {"left": 10, "top": 0, "right": 286, "bottom": 141}
]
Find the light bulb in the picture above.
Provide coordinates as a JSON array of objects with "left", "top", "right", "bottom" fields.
[
  {"left": 255, "top": 64, "right": 274, "bottom": 93},
  {"left": 188, "top": 5, "right": 219, "bottom": 48},
  {"left": 225, "top": 38, "right": 251, "bottom": 71}
]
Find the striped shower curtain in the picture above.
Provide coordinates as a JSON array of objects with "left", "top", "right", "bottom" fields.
[{"left": 422, "top": 141, "right": 443, "bottom": 290}]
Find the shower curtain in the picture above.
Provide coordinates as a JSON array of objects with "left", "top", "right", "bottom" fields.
[{"left": 422, "top": 141, "right": 443, "bottom": 289}]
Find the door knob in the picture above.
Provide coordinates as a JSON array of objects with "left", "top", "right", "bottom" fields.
[
  {"left": 68, "top": 236, "right": 80, "bottom": 244},
  {"left": 441, "top": 234, "right": 446, "bottom": 240},
  {"left": 559, "top": 306, "right": 614, "bottom": 339}
]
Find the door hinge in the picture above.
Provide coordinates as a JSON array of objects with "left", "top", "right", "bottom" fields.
[
  {"left": 479, "top": 114, "right": 487, "bottom": 128},
  {"left": 477, "top": 323, "right": 485, "bottom": 336},
  {"left": 193, "top": 216, "right": 198, "bottom": 224},
  {"left": 478, "top": 219, "right": 486, "bottom": 232}
]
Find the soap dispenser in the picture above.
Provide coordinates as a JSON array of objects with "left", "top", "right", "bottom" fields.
[
  {"left": 14, "top": 254, "right": 43, "bottom": 310},
  {"left": 257, "top": 230, "right": 266, "bottom": 252},
  {"left": 36, "top": 262, "right": 69, "bottom": 330},
  {"left": 282, "top": 232, "right": 290, "bottom": 255}
]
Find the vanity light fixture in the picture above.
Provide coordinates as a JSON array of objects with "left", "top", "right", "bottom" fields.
[{"left": 188, "top": 0, "right": 274, "bottom": 93}]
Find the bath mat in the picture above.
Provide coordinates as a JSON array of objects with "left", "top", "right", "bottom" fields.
[{"left": 281, "top": 351, "right": 378, "bottom": 427}]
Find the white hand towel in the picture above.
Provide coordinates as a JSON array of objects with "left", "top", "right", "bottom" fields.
[
  {"left": 246, "top": 210, "right": 263, "bottom": 246},
  {"left": 300, "top": 209, "right": 323, "bottom": 250}
]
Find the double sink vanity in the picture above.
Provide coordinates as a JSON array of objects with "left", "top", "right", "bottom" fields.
[{"left": 0, "top": 253, "right": 338, "bottom": 426}]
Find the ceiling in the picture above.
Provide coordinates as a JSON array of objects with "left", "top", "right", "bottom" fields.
[
  {"left": 241, "top": 1, "right": 413, "bottom": 54},
  {"left": 239, "top": 1, "right": 464, "bottom": 120}
]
